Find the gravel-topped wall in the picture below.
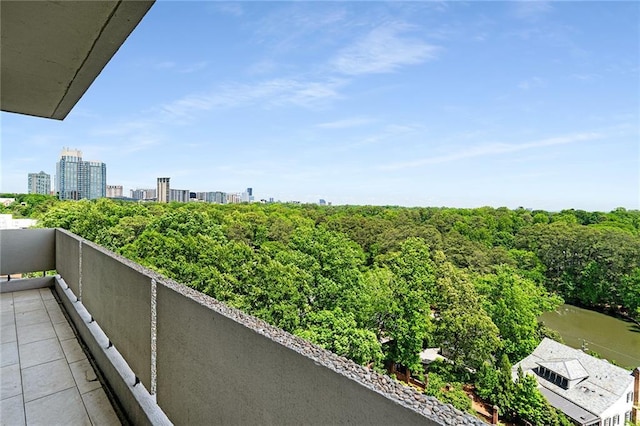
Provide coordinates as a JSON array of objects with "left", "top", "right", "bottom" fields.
[
  {"left": 156, "top": 275, "right": 485, "bottom": 425},
  {"left": 53, "top": 228, "right": 485, "bottom": 425}
]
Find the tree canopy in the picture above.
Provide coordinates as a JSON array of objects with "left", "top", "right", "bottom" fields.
[{"left": 12, "top": 196, "right": 637, "bottom": 425}]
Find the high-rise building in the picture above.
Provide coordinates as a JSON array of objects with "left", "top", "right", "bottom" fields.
[
  {"left": 214, "top": 191, "right": 227, "bottom": 204},
  {"left": 242, "top": 187, "right": 254, "bottom": 203},
  {"left": 169, "top": 188, "right": 190, "bottom": 203},
  {"left": 27, "top": 171, "right": 51, "bottom": 195},
  {"left": 106, "top": 185, "right": 123, "bottom": 198},
  {"left": 55, "top": 148, "right": 106, "bottom": 200},
  {"left": 227, "top": 193, "right": 241, "bottom": 204},
  {"left": 157, "top": 177, "right": 170, "bottom": 203},
  {"left": 130, "top": 188, "right": 156, "bottom": 201}
]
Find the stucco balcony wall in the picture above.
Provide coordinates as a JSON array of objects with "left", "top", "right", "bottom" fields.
[{"left": 0, "top": 228, "right": 483, "bottom": 426}]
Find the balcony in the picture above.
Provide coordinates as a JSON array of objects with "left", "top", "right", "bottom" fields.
[{"left": 0, "top": 228, "right": 482, "bottom": 425}]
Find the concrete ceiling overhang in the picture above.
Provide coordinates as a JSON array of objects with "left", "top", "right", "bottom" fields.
[{"left": 1, "top": 0, "right": 154, "bottom": 120}]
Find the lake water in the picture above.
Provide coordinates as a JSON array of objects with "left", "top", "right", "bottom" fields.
[{"left": 539, "top": 304, "right": 640, "bottom": 370}]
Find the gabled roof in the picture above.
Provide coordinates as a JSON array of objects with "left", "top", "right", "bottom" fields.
[
  {"left": 513, "top": 338, "right": 634, "bottom": 419},
  {"left": 537, "top": 359, "right": 589, "bottom": 381}
]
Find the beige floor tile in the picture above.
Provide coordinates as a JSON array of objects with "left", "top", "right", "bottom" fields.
[
  {"left": 46, "top": 305, "right": 67, "bottom": 325},
  {"left": 82, "top": 388, "right": 121, "bottom": 426},
  {"left": 43, "top": 298, "right": 60, "bottom": 312},
  {"left": 39, "top": 288, "right": 55, "bottom": 301},
  {"left": 4, "top": 291, "right": 120, "bottom": 426},
  {"left": 0, "top": 341, "right": 19, "bottom": 367},
  {"left": 12, "top": 290, "right": 41, "bottom": 302},
  {"left": 61, "top": 338, "right": 86, "bottom": 364},
  {"left": 52, "top": 320, "right": 75, "bottom": 341},
  {"left": 19, "top": 338, "right": 64, "bottom": 369},
  {"left": 0, "top": 363, "right": 21, "bottom": 400},
  {"left": 25, "top": 387, "right": 91, "bottom": 426},
  {"left": 16, "top": 321, "right": 56, "bottom": 345},
  {"left": 13, "top": 299, "right": 45, "bottom": 314},
  {"left": 15, "top": 308, "right": 50, "bottom": 328},
  {"left": 0, "top": 310, "right": 14, "bottom": 326},
  {"left": 22, "top": 359, "right": 75, "bottom": 403},
  {"left": 0, "top": 393, "right": 25, "bottom": 426},
  {"left": 0, "top": 323, "right": 17, "bottom": 344},
  {"left": 69, "top": 359, "right": 101, "bottom": 395}
]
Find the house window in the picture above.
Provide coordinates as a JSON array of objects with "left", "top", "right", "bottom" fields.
[
  {"left": 627, "top": 391, "right": 634, "bottom": 403},
  {"left": 625, "top": 411, "right": 632, "bottom": 422},
  {"left": 612, "top": 414, "right": 619, "bottom": 425},
  {"left": 604, "top": 417, "right": 611, "bottom": 426}
]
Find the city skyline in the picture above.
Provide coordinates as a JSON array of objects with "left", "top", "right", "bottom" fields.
[{"left": 1, "top": 1, "right": 638, "bottom": 211}]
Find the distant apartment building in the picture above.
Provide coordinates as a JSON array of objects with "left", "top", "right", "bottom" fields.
[
  {"left": 27, "top": 171, "right": 51, "bottom": 195},
  {"left": 157, "top": 177, "right": 170, "bottom": 203},
  {"left": 106, "top": 185, "right": 123, "bottom": 198},
  {"left": 55, "top": 148, "right": 106, "bottom": 200},
  {"left": 195, "top": 192, "right": 213, "bottom": 203},
  {"left": 226, "top": 193, "right": 241, "bottom": 204},
  {"left": 214, "top": 191, "right": 227, "bottom": 204},
  {"left": 241, "top": 187, "right": 254, "bottom": 203},
  {"left": 170, "top": 188, "right": 190, "bottom": 203},
  {"left": 193, "top": 191, "right": 230, "bottom": 204},
  {"left": 130, "top": 188, "right": 156, "bottom": 201}
]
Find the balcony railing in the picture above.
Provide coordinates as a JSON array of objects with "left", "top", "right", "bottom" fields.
[{"left": 0, "top": 228, "right": 482, "bottom": 425}]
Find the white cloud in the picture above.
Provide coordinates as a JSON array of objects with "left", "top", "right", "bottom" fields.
[
  {"left": 88, "top": 118, "right": 162, "bottom": 155},
  {"left": 511, "top": 1, "right": 553, "bottom": 20},
  {"left": 571, "top": 73, "right": 600, "bottom": 82},
  {"left": 214, "top": 2, "right": 244, "bottom": 17},
  {"left": 246, "top": 59, "right": 278, "bottom": 76},
  {"left": 331, "top": 23, "right": 440, "bottom": 75},
  {"left": 160, "top": 78, "right": 346, "bottom": 120},
  {"left": 179, "top": 61, "right": 208, "bottom": 74},
  {"left": 253, "top": 5, "right": 349, "bottom": 54},
  {"left": 316, "top": 117, "right": 373, "bottom": 129},
  {"left": 154, "top": 61, "right": 176, "bottom": 70},
  {"left": 153, "top": 60, "right": 208, "bottom": 74},
  {"left": 381, "top": 132, "right": 601, "bottom": 171},
  {"left": 91, "top": 119, "right": 153, "bottom": 137},
  {"left": 518, "top": 76, "right": 547, "bottom": 90}
]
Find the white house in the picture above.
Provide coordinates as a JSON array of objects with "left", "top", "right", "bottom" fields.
[{"left": 513, "top": 338, "right": 639, "bottom": 426}]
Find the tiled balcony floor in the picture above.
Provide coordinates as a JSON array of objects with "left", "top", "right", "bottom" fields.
[{"left": 1, "top": 288, "right": 121, "bottom": 425}]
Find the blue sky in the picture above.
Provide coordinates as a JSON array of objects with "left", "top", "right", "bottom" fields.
[{"left": 1, "top": 1, "right": 638, "bottom": 210}]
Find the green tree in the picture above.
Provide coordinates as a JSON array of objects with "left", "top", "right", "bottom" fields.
[
  {"left": 476, "top": 266, "right": 563, "bottom": 362},
  {"left": 432, "top": 258, "right": 501, "bottom": 370},
  {"left": 375, "top": 238, "right": 435, "bottom": 374},
  {"left": 295, "top": 308, "right": 383, "bottom": 366}
]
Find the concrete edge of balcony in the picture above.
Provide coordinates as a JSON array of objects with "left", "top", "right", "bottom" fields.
[
  {"left": 0, "top": 276, "right": 55, "bottom": 293},
  {"left": 53, "top": 276, "right": 171, "bottom": 426},
  {"left": 1, "top": 228, "right": 485, "bottom": 425},
  {"left": 156, "top": 275, "right": 480, "bottom": 425}
]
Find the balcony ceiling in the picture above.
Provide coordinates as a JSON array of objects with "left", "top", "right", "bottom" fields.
[{"left": 0, "top": 0, "right": 154, "bottom": 120}]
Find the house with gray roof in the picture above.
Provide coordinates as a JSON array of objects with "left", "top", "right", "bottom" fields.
[{"left": 513, "top": 338, "right": 640, "bottom": 426}]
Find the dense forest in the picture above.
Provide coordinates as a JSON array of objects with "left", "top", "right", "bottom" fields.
[{"left": 3, "top": 195, "right": 639, "bottom": 425}]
